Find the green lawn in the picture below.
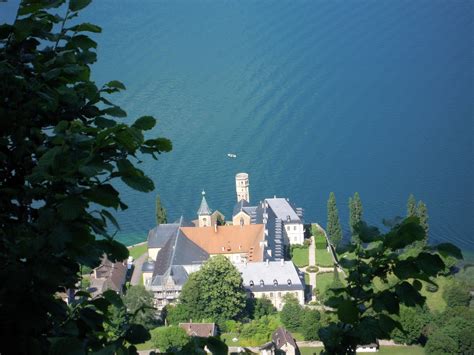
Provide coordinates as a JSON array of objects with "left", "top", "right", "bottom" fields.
[
  {"left": 315, "top": 247, "right": 333, "bottom": 267},
  {"left": 300, "top": 346, "right": 424, "bottom": 355},
  {"left": 316, "top": 272, "right": 334, "bottom": 295},
  {"left": 128, "top": 242, "right": 147, "bottom": 259},
  {"left": 292, "top": 247, "right": 309, "bottom": 267},
  {"left": 420, "top": 276, "right": 449, "bottom": 312}
]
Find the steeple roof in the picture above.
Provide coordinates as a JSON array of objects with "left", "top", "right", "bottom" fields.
[{"left": 197, "top": 191, "right": 212, "bottom": 216}]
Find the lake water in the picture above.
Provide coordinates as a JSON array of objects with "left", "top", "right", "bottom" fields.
[{"left": 2, "top": 1, "right": 473, "bottom": 251}]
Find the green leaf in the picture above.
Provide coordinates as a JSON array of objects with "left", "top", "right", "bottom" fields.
[
  {"left": 102, "top": 209, "right": 120, "bottom": 230},
  {"left": 58, "top": 197, "right": 88, "bottom": 221},
  {"left": 68, "top": 23, "right": 102, "bottom": 33},
  {"left": 337, "top": 299, "right": 359, "bottom": 324},
  {"left": 69, "top": 0, "right": 92, "bottom": 11},
  {"left": 122, "top": 175, "right": 155, "bottom": 192},
  {"left": 132, "top": 116, "right": 156, "bottom": 131},
  {"left": 70, "top": 34, "right": 97, "bottom": 49},
  {"left": 84, "top": 184, "right": 120, "bottom": 208},
  {"left": 416, "top": 252, "right": 445, "bottom": 276},
  {"left": 372, "top": 290, "right": 399, "bottom": 314},
  {"left": 125, "top": 324, "right": 151, "bottom": 344},
  {"left": 144, "top": 138, "right": 173, "bottom": 152},
  {"left": 95, "top": 116, "right": 117, "bottom": 128},
  {"left": 97, "top": 239, "right": 129, "bottom": 262},
  {"left": 102, "top": 106, "right": 127, "bottom": 118},
  {"left": 378, "top": 314, "right": 401, "bottom": 333},
  {"left": 395, "top": 281, "right": 425, "bottom": 307},
  {"left": 102, "top": 290, "right": 124, "bottom": 308},
  {"left": 355, "top": 221, "right": 380, "bottom": 243},
  {"left": 436, "top": 243, "right": 463, "bottom": 260},
  {"left": 106, "top": 80, "right": 126, "bottom": 90},
  {"left": 49, "top": 337, "right": 85, "bottom": 355}
]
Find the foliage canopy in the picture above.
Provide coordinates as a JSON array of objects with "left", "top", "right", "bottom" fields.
[{"left": 0, "top": 0, "right": 171, "bottom": 353}]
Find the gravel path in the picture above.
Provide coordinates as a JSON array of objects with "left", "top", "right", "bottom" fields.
[{"left": 130, "top": 252, "right": 147, "bottom": 286}]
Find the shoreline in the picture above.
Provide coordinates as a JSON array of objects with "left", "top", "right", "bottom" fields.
[{"left": 127, "top": 240, "right": 147, "bottom": 249}]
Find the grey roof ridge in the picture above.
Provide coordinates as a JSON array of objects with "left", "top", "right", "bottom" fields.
[{"left": 168, "top": 216, "right": 185, "bottom": 266}]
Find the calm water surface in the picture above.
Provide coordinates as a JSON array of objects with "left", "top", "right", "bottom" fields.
[{"left": 3, "top": 1, "right": 473, "bottom": 250}]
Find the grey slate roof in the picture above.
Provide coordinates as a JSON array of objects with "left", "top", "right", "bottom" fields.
[
  {"left": 197, "top": 191, "right": 212, "bottom": 216},
  {"left": 147, "top": 216, "right": 194, "bottom": 249},
  {"left": 273, "top": 327, "right": 298, "bottom": 350},
  {"left": 266, "top": 198, "right": 302, "bottom": 223},
  {"left": 147, "top": 223, "right": 180, "bottom": 248},
  {"left": 236, "top": 261, "right": 304, "bottom": 292},
  {"left": 151, "top": 227, "right": 209, "bottom": 286}
]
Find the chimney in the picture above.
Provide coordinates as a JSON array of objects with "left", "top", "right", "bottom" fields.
[{"left": 214, "top": 223, "right": 217, "bottom": 233}]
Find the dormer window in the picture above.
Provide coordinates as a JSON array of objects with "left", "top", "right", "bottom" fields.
[
  {"left": 273, "top": 279, "right": 278, "bottom": 286},
  {"left": 249, "top": 280, "right": 254, "bottom": 287},
  {"left": 287, "top": 279, "right": 292, "bottom": 285},
  {"left": 260, "top": 280, "right": 264, "bottom": 286}
]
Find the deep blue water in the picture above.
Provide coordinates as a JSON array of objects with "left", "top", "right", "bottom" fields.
[{"left": 2, "top": 1, "right": 473, "bottom": 250}]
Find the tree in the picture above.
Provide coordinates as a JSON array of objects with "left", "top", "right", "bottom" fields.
[
  {"left": 318, "top": 217, "right": 461, "bottom": 354},
  {"left": 349, "top": 192, "right": 363, "bottom": 243},
  {"left": 280, "top": 294, "right": 303, "bottom": 332},
  {"left": 407, "top": 194, "right": 417, "bottom": 217},
  {"left": 443, "top": 280, "right": 471, "bottom": 308},
  {"left": 416, "top": 201, "right": 429, "bottom": 241},
  {"left": 165, "top": 304, "right": 191, "bottom": 325},
  {"left": 155, "top": 194, "right": 167, "bottom": 225},
  {"left": 247, "top": 296, "right": 276, "bottom": 319},
  {"left": 390, "top": 305, "right": 431, "bottom": 345},
  {"left": 0, "top": 1, "right": 171, "bottom": 353},
  {"left": 151, "top": 326, "right": 190, "bottom": 353},
  {"left": 327, "top": 192, "right": 343, "bottom": 248},
  {"left": 178, "top": 255, "right": 247, "bottom": 323},
  {"left": 122, "top": 285, "right": 157, "bottom": 329},
  {"left": 425, "top": 329, "right": 459, "bottom": 355},
  {"left": 301, "top": 309, "right": 321, "bottom": 341}
]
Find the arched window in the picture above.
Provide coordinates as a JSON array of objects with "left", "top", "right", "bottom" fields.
[
  {"left": 260, "top": 280, "right": 264, "bottom": 286},
  {"left": 273, "top": 279, "right": 278, "bottom": 286},
  {"left": 249, "top": 280, "right": 254, "bottom": 287},
  {"left": 287, "top": 279, "right": 292, "bottom": 285}
]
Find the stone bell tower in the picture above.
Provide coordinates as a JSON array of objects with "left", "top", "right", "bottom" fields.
[
  {"left": 235, "top": 173, "right": 249, "bottom": 202},
  {"left": 197, "top": 191, "right": 212, "bottom": 227}
]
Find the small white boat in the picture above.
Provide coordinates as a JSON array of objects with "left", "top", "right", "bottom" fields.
[{"left": 227, "top": 153, "right": 237, "bottom": 158}]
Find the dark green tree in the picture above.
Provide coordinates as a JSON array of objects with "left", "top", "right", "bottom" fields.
[
  {"left": 155, "top": 194, "right": 167, "bottom": 225},
  {"left": 390, "top": 305, "right": 431, "bottom": 345},
  {"left": 425, "top": 328, "right": 459, "bottom": 355},
  {"left": 122, "top": 285, "right": 157, "bottom": 329},
  {"left": 280, "top": 294, "right": 303, "bottom": 332},
  {"left": 179, "top": 255, "right": 247, "bottom": 323},
  {"left": 349, "top": 192, "right": 363, "bottom": 243},
  {"left": 443, "top": 280, "right": 471, "bottom": 308},
  {"left": 407, "top": 194, "right": 417, "bottom": 217},
  {"left": 165, "top": 304, "right": 191, "bottom": 325},
  {"left": 327, "top": 192, "right": 343, "bottom": 248},
  {"left": 0, "top": 1, "right": 171, "bottom": 352},
  {"left": 301, "top": 309, "right": 321, "bottom": 341},
  {"left": 416, "top": 200, "right": 429, "bottom": 241},
  {"left": 318, "top": 217, "right": 461, "bottom": 354},
  {"left": 151, "top": 326, "right": 190, "bottom": 353},
  {"left": 253, "top": 297, "right": 277, "bottom": 319}
]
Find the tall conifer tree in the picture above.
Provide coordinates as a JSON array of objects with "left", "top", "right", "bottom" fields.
[
  {"left": 155, "top": 194, "right": 167, "bottom": 225},
  {"left": 327, "top": 192, "right": 343, "bottom": 248},
  {"left": 416, "top": 201, "right": 429, "bottom": 242},
  {"left": 349, "top": 192, "right": 363, "bottom": 243},
  {"left": 407, "top": 194, "right": 417, "bottom": 217}
]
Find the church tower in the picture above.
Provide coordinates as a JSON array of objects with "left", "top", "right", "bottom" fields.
[
  {"left": 197, "top": 191, "right": 212, "bottom": 227},
  {"left": 235, "top": 173, "right": 250, "bottom": 202}
]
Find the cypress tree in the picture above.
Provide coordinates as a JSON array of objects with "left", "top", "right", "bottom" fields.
[
  {"left": 416, "top": 201, "right": 429, "bottom": 242},
  {"left": 349, "top": 192, "right": 363, "bottom": 243},
  {"left": 407, "top": 194, "right": 417, "bottom": 217},
  {"left": 327, "top": 192, "right": 343, "bottom": 248},
  {"left": 155, "top": 194, "right": 167, "bottom": 225}
]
